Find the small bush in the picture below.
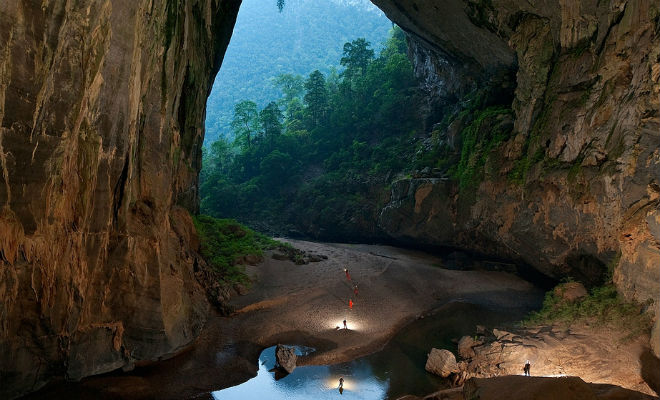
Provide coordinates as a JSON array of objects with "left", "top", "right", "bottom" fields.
[
  {"left": 193, "top": 215, "right": 282, "bottom": 284},
  {"left": 523, "top": 284, "right": 652, "bottom": 339}
]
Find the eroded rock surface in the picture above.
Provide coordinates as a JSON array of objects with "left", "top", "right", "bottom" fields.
[
  {"left": 374, "top": 0, "right": 659, "bottom": 337},
  {"left": 275, "top": 344, "right": 297, "bottom": 374},
  {"left": 425, "top": 348, "right": 459, "bottom": 378},
  {"left": 459, "top": 325, "right": 656, "bottom": 396},
  {"left": 0, "top": 1, "right": 240, "bottom": 398}
]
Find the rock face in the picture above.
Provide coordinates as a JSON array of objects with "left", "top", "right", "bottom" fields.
[
  {"left": 459, "top": 325, "right": 656, "bottom": 395},
  {"left": 275, "top": 344, "right": 297, "bottom": 373},
  {"left": 0, "top": 1, "right": 240, "bottom": 398},
  {"left": 458, "top": 335, "right": 482, "bottom": 359},
  {"left": 425, "top": 348, "right": 459, "bottom": 378},
  {"left": 373, "top": 0, "right": 659, "bottom": 321}
]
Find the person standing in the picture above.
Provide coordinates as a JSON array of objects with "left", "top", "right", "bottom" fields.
[
  {"left": 343, "top": 319, "right": 347, "bottom": 329},
  {"left": 353, "top": 284, "right": 359, "bottom": 297},
  {"left": 344, "top": 268, "right": 351, "bottom": 281},
  {"left": 349, "top": 299, "right": 353, "bottom": 309},
  {"left": 523, "top": 360, "right": 531, "bottom": 376}
]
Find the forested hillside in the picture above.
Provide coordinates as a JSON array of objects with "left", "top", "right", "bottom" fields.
[
  {"left": 200, "top": 28, "right": 428, "bottom": 239},
  {"left": 205, "top": 0, "right": 392, "bottom": 144}
]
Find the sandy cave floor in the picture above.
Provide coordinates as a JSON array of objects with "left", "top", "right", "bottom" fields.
[{"left": 23, "top": 240, "right": 657, "bottom": 399}]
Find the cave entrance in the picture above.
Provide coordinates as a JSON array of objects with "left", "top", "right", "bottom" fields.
[{"left": 199, "top": 0, "right": 417, "bottom": 240}]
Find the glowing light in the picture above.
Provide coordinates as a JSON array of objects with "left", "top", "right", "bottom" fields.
[
  {"left": 328, "top": 318, "right": 363, "bottom": 331},
  {"left": 324, "top": 376, "right": 355, "bottom": 391}
]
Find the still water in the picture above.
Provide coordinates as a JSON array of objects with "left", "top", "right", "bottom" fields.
[{"left": 213, "top": 302, "right": 529, "bottom": 400}]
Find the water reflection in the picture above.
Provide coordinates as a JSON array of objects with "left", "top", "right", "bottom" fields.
[
  {"left": 212, "top": 346, "right": 389, "bottom": 399},
  {"left": 213, "top": 303, "right": 533, "bottom": 400}
]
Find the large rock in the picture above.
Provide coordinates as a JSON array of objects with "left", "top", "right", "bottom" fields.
[
  {"left": 0, "top": 1, "right": 241, "bottom": 398},
  {"left": 275, "top": 344, "right": 297, "bottom": 374},
  {"left": 425, "top": 348, "right": 459, "bottom": 378},
  {"left": 374, "top": 0, "right": 659, "bottom": 323},
  {"left": 458, "top": 336, "right": 482, "bottom": 359}
]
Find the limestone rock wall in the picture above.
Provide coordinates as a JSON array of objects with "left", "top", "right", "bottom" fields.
[
  {"left": 374, "top": 0, "right": 659, "bottom": 319},
  {"left": 0, "top": 1, "right": 240, "bottom": 397}
]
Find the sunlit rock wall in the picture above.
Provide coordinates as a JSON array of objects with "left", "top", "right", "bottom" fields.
[
  {"left": 374, "top": 0, "right": 659, "bottom": 329},
  {"left": 0, "top": 0, "right": 240, "bottom": 397}
]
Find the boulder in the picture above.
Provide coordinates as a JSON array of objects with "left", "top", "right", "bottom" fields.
[
  {"left": 458, "top": 336, "right": 481, "bottom": 359},
  {"left": 425, "top": 348, "right": 459, "bottom": 377},
  {"left": 492, "top": 329, "right": 512, "bottom": 340},
  {"left": 275, "top": 344, "right": 297, "bottom": 373},
  {"left": 553, "top": 282, "right": 588, "bottom": 303}
]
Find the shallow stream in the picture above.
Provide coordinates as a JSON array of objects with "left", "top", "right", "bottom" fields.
[{"left": 213, "top": 302, "right": 529, "bottom": 400}]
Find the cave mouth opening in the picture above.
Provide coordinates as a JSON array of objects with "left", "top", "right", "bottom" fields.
[{"left": 199, "top": 0, "right": 411, "bottom": 240}]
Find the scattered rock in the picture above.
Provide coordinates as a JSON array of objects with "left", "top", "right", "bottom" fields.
[
  {"left": 233, "top": 283, "right": 249, "bottom": 296},
  {"left": 553, "top": 282, "right": 588, "bottom": 303},
  {"left": 272, "top": 253, "right": 290, "bottom": 261},
  {"left": 492, "top": 329, "right": 512, "bottom": 340},
  {"left": 275, "top": 344, "right": 297, "bottom": 373},
  {"left": 476, "top": 325, "right": 486, "bottom": 334},
  {"left": 425, "top": 348, "right": 459, "bottom": 377},
  {"left": 307, "top": 254, "right": 324, "bottom": 262},
  {"left": 458, "top": 336, "right": 482, "bottom": 359}
]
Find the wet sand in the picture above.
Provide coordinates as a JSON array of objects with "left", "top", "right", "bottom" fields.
[{"left": 24, "top": 240, "right": 544, "bottom": 399}]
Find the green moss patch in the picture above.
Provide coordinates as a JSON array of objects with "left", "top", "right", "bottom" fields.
[
  {"left": 523, "top": 284, "right": 652, "bottom": 339},
  {"left": 193, "top": 215, "right": 284, "bottom": 285}
]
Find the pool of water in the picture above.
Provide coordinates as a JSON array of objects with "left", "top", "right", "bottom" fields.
[{"left": 213, "top": 302, "right": 529, "bottom": 400}]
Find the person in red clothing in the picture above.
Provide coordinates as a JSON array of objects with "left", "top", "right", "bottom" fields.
[
  {"left": 349, "top": 299, "right": 353, "bottom": 309},
  {"left": 353, "top": 284, "right": 359, "bottom": 297},
  {"left": 344, "top": 268, "right": 351, "bottom": 280}
]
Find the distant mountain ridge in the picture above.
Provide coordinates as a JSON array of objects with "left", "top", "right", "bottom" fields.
[{"left": 205, "top": 0, "right": 392, "bottom": 144}]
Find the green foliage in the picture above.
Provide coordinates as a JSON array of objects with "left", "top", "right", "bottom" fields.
[
  {"left": 259, "top": 101, "right": 284, "bottom": 146},
  {"left": 303, "top": 70, "right": 329, "bottom": 128},
  {"left": 205, "top": 0, "right": 391, "bottom": 144},
  {"left": 231, "top": 100, "right": 259, "bottom": 149},
  {"left": 523, "top": 284, "right": 652, "bottom": 338},
  {"left": 341, "top": 38, "right": 375, "bottom": 80},
  {"left": 193, "top": 215, "right": 281, "bottom": 284},
  {"left": 200, "top": 27, "right": 421, "bottom": 236},
  {"left": 453, "top": 105, "right": 513, "bottom": 192},
  {"left": 272, "top": 73, "right": 305, "bottom": 105}
]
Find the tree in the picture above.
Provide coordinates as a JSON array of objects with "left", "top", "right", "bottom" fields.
[
  {"left": 340, "top": 38, "right": 374, "bottom": 81},
  {"left": 303, "top": 70, "right": 328, "bottom": 128},
  {"left": 259, "top": 101, "right": 283, "bottom": 147},
  {"left": 273, "top": 73, "right": 304, "bottom": 105},
  {"left": 209, "top": 137, "right": 234, "bottom": 175},
  {"left": 231, "top": 100, "right": 259, "bottom": 149}
]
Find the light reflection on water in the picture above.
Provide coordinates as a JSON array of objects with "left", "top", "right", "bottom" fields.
[
  {"left": 212, "top": 302, "right": 536, "bottom": 400},
  {"left": 212, "top": 346, "right": 389, "bottom": 400}
]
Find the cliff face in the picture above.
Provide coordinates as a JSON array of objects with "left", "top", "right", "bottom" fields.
[
  {"left": 373, "top": 0, "right": 659, "bottom": 332},
  {"left": 0, "top": 1, "right": 240, "bottom": 397}
]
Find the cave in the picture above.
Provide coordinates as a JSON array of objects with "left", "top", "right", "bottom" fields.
[{"left": 0, "top": 0, "right": 658, "bottom": 399}]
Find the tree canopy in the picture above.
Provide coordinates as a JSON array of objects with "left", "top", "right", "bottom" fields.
[{"left": 200, "top": 27, "right": 427, "bottom": 239}]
